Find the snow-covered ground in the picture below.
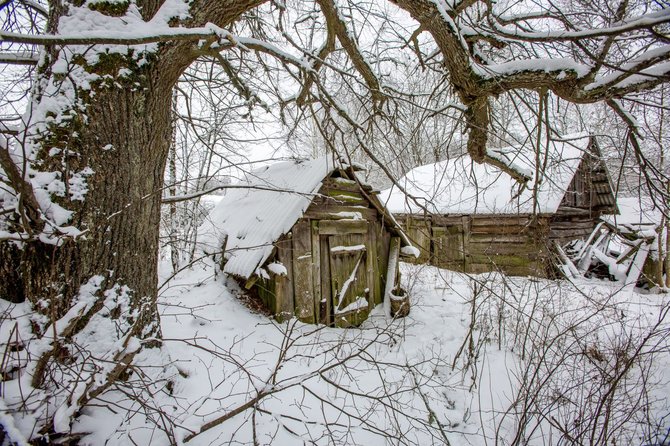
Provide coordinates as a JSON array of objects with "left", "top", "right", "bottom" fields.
[{"left": 3, "top": 260, "right": 670, "bottom": 445}]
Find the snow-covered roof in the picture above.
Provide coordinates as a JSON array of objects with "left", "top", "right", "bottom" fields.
[
  {"left": 199, "top": 157, "right": 340, "bottom": 279},
  {"left": 380, "top": 134, "right": 593, "bottom": 215},
  {"left": 601, "top": 196, "right": 661, "bottom": 237}
]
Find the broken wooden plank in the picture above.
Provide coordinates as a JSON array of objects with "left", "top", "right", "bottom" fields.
[
  {"left": 624, "top": 241, "right": 650, "bottom": 286},
  {"left": 554, "top": 241, "right": 580, "bottom": 279}
]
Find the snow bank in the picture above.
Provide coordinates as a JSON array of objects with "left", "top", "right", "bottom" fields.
[{"left": 6, "top": 258, "right": 661, "bottom": 446}]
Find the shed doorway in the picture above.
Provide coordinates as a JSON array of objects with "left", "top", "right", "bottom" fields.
[{"left": 318, "top": 220, "right": 372, "bottom": 327}]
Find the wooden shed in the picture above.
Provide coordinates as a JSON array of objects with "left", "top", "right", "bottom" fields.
[
  {"left": 381, "top": 135, "right": 618, "bottom": 277},
  {"left": 200, "top": 157, "right": 414, "bottom": 327}
]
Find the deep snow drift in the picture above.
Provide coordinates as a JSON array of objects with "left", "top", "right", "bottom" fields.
[{"left": 2, "top": 260, "right": 669, "bottom": 445}]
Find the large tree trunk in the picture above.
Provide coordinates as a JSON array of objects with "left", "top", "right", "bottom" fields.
[
  {"left": 0, "top": 0, "right": 266, "bottom": 436},
  {"left": 22, "top": 69, "right": 173, "bottom": 323},
  {"left": 1, "top": 51, "right": 182, "bottom": 432}
]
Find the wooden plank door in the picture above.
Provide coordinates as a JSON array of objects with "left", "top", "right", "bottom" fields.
[{"left": 327, "top": 233, "right": 370, "bottom": 327}]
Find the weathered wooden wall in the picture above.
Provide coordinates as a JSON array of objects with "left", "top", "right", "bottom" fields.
[
  {"left": 256, "top": 172, "right": 395, "bottom": 326},
  {"left": 401, "top": 215, "right": 432, "bottom": 263},
  {"left": 397, "top": 214, "right": 562, "bottom": 277},
  {"left": 397, "top": 209, "right": 600, "bottom": 277},
  {"left": 548, "top": 212, "right": 598, "bottom": 246},
  {"left": 390, "top": 143, "right": 611, "bottom": 277},
  {"left": 559, "top": 144, "right": 617, "bottom": 214},
  {"left": 466, "top": 215, "right": 551, "bottom": 276}
]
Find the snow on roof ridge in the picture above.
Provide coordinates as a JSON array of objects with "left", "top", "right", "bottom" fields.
[{"left": 381, "top": 134, "right": 592, "bottom": 216}]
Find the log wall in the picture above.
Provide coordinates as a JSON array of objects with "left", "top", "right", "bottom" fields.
[
  {"left": 548, "top": 213, "right": 599, "bottom": 246},
  {"left": 392, "top": 140, "right": 611, "bottom": 277},
  {"left": 396, "top": 213, "right": 586, "bottom": 277}
]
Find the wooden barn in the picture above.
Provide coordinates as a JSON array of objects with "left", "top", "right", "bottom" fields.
[
  {"left": 200, "top": 157, "right": 415, "bottom": 327},
  {"left": 381, "top": 135, "right": 618, "bottom": 277}
]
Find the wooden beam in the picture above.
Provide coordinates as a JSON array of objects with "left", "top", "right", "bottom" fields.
[
  {"left": 318, "top": 219, "right": 368, "bottom": 235},
  {"left": 462, "top": 216, "right": 471, "bottom": 272},
  {"left": 274, "top": 237, "right": 295, "bottom": 322},
  {"left": 309, "top": 221, "right": 321, "bottom": 324},
  {"left": 383, "top": 237, "right": 401, "bottom": 317}
]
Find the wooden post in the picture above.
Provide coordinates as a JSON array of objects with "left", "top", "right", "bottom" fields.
[
  {"left": 319, "top": 235, "right": 331, "bottom": 325},
  {"left": 462, "top": 215, "right": 471, "bottom": 272},
  {"left": 384, "top": 237, "right": 401, "bottom": 318},
  {"left": 308, "top": 221, "right": 321, "bottom": 324},
  {"left": 292, "top": 221, "right": 314, "bottom": 323},
  {"left": 275, "top": 237, "right": 295, "bottom": 322},
  {"left": 367, "top": 224, "right": 379, "bottom": 305}
]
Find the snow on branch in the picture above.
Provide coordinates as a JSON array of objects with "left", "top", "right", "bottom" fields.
[
  {"left": 585, "top": 47, "right": 670, "bottom": 94},
  {"left": 0, "top": 25, "right": 303, "bottom": 63},
  {"left": 0, "top": 135, "right": 44, "bottom": 234},
  {"left": 473, "top": 58, "right": 590, "bottom": 80},
  {"left": 161, "top": 184, "right": 318, "bottom": 204},
  {"left": 0, "top": 28, "right": 311, "bottom": 71},
  {"left": 227, "top": 36, "right": 312, "bottom": 70},
  {"left": 18, "top": 0, "right": 48, "bottom": 17},
  {"left": 490, "top": 8, "right": 670, "bottom": 42},
  {"left": 0, "top": 25, "right": 229, "bottom": 46},
  {"left": 0, "top": 50, "right": 39, "bottom": 65}
]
